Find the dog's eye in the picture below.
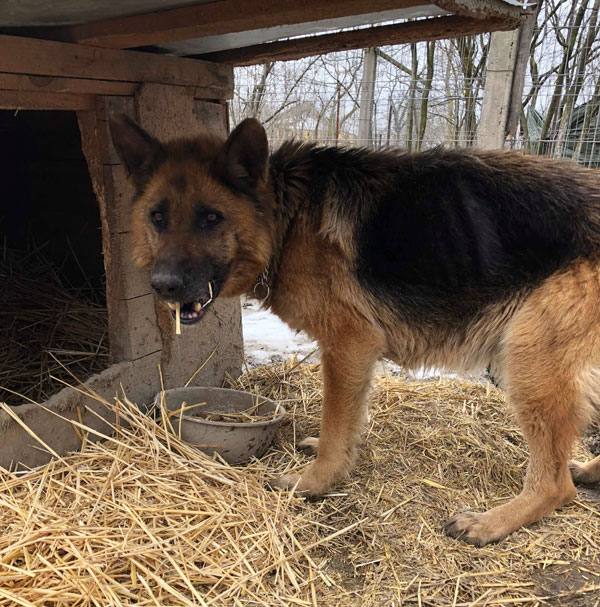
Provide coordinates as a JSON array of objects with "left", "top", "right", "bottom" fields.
[
  {"left": 203, "top": 211, "right": 222, "bottom": 227},
  {"left": 150, "top": 209, "right": 166, "bottom": 229},
  {"left": 195, "top": 205, "right": 222, "bottom": 229}
]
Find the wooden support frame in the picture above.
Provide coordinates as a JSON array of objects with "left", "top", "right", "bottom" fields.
[
  {"left": 0, "top": 35, "right": 242, "bottom": 467},
  {"left": 478, "top": 28, "right": 520, "bottom": 149}
]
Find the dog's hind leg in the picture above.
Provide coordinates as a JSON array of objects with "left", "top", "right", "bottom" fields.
[
  {"left": 446, "top": 261, "right": 600, "bottom": 546},
  {"left": 270, "top": 321, "right": 383, "bottom": 497}
]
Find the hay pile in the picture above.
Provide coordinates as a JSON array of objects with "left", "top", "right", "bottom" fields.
[
  {"left": 0, "top": 244, "right": 108, "bottom": 404},
  {"left": 1, "top": 361, "right": 600, "bottom": 606}
]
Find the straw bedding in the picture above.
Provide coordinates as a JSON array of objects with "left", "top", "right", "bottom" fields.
[
  {"left": 0, "top": 244, "right": 108, "bottom": 405},
  {"left": 1, "top": 360, "right": 599, "bottom": 606}
]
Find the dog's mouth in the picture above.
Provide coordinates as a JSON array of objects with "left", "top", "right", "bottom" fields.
[
  {"left": 166, "top": 299, "right": 213, "bottom": 324},
  {"left": 166, "top": 283, "right": 215, "bottom": 326}
]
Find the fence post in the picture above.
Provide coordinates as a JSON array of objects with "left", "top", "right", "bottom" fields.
[
  {"left": 478, "top": 30, "right": 519, "bottom": 150},
  {"left": 358, "top": 47, "right": 377, "bottom": 147}
]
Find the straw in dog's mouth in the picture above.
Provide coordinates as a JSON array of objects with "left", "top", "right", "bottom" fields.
[
  {"left": 167, "top": 300, "right": 207, "bottom": 324},
  {"left": 167, "top": 282, "right": 214, "bottom": 328}
]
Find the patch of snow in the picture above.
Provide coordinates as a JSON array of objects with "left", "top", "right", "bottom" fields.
[
  {"left": 241, "top": 298, "right": 489, "bottom": 383},
  {"left": 241, "top": 299, "right": 318, "bottom": 368}
]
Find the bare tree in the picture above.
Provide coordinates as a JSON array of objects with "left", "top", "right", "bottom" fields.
[
  {"left": 231, "top": 0, "right": 600, "bottom": 165},
  {"left": 416, "top": 41, "right": 436, "bottom": 151}
]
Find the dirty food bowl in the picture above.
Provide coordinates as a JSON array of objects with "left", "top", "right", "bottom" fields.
[{"left": 156, "top": 387, "right": 285, "bottom": 464}]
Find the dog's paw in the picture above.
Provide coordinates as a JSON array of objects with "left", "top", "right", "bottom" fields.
[
  {"left": 297, "top": 437, "right": 319, "bottom": 456},
  {"left": 266, "top": 465, "right": 332, "bottom": 500},
  {"left": 266, "top": 473, "right": 302, "bottom": 492},
  {"left": 569, "top": 460, "right": 600, "bottom": 485},
  {"left": 444, "top": 511, "right": 506, "bottom": 547}
]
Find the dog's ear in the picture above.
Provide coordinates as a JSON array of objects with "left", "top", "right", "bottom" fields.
[
  {"left": 109, "top": 114, "right": 165, "bottom": 191},
  {"left": 214, "top": 118, "right": 268, "bottom": 194}
]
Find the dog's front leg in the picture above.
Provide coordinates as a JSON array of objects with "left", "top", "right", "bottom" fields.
[{"left": 271, "top": 326, "right": 382, "bottom": 497}]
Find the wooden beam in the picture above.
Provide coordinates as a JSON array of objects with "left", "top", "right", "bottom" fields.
[
  {"left": 478, "top": 29, "right": 520, "bottom": 149},
  {"left": 0, "top": 89, "right": 95, "bottom": 110},
  {"left": 52, "top": 0, "right": 427, "bottom": 49},
  {"left": 0, "top": 35, "right": 233, "bottom": 96},
  {"left": 0, "top": 73, "right": 138, "bottom": 97},
  {"left": 197, "top": 15, "right": 519, "bottom": 66}
]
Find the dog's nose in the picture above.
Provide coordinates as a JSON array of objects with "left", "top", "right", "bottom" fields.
[{"left": 151, "top": 272, "right": 185, "bottom": 299}]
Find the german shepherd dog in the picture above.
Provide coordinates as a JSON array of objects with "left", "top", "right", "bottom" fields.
[{"left": 110, "top": 115, "right": 600, "bottom": 546}]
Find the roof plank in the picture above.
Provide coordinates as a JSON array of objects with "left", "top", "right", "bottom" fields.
[
  {"left": 433, "top": 0, "right": 524, "bottom": 22},
  {"left": 0, "top": 34, "right": 233, "bottom": 95},
  {"left": 51, "top": 0, "right": 428, "bottom": 49},
  {"left": 196, "top": 15, "right": 521, "bottom": 66}
]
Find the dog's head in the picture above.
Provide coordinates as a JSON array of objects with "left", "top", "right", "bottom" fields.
[{"left": 110, "top": 115, "right": 272, "bottom": 324}]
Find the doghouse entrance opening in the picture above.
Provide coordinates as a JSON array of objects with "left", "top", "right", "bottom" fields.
[{"left": 0, "top": 110, "right": 108, "bottom": 405}]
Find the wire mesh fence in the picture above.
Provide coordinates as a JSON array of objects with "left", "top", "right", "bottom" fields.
[{"left": 232, "top": 0, "right": 600, "bottom": 166}]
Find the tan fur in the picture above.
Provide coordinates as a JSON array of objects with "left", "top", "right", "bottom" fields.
[{"left": 447, "top": 261, "right": 600, "bottom": 543}]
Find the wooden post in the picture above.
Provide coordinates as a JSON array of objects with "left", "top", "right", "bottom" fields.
[
  {"left": 78, "top": 86, "right": 243, "bottom": 394},
  {"left": 358, "top": 47, "right": 377, "bottom": 147},
  {"left": 477, "top": 29, "right": 520, "bottom": 149}
]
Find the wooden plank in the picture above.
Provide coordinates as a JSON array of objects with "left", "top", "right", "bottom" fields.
[
  {"left": 478, "top": 29, "right": 520, "bottom": 150},
  {"left": 53, "top": 0, "right": 426, "bottom": 49},
  {"left": 0, "top": 34, "right": 233, "bottom": 96},
  {"left": 0, "top": 89, "right": 95, "bottom": 110},
  {"left": 199, "top": 15, "right": 518, "bottom": 66},
  {"left": 0, "top": 72, "right": 138, "bottom": 96},
  {"left": 78, "top": 100, "right": 161, "bottom": 362},
  {"left": 506, "top": 3, "right": 540, "bottom": 138}
]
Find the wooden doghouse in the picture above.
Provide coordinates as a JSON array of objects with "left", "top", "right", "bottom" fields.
[{"left": 0, "top": 0, "right": 526, "bottom": 468}]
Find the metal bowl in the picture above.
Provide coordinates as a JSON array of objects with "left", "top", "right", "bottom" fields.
[{"left": 155, "top": 386, "right": 285, "bottom": 464}]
